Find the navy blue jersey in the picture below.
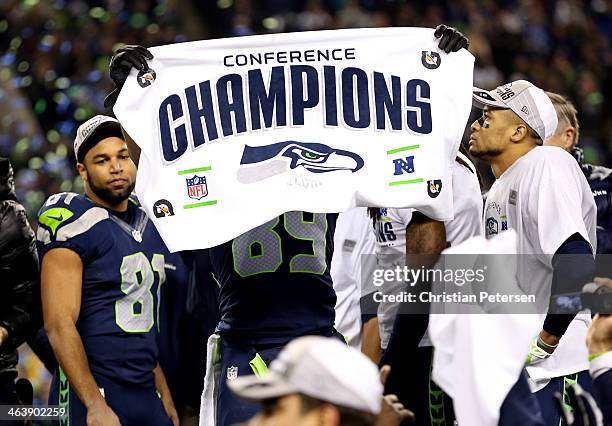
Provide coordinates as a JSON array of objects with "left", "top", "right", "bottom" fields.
[
  {"left": 208, "top": 211, "right": 337, "bottom": 345},
  {"left": 36, "top": 192, "right": 168, "bottom": 387}
]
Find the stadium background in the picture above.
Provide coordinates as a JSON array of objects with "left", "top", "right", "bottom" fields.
[{"left": 1, "top": 0, "right": 611, "bottom": 407}]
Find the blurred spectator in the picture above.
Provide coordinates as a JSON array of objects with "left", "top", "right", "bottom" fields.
[
  {"left": 544, "top": 91, "right": 612, "bottom": 254},
  {"left": 0, "top": 157, "right": 41, "bottom": 420},
  {"left": 1, "top": 0, "right": 611, "bottom": 219},
  {"left": 0, "top": 0, "right": 190, "bottom": 218}
]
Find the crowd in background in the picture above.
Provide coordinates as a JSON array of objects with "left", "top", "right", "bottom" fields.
[
  {"left": 1, "top": 0, "right": 611, "bottom": 217},
  {"left": 1, "top": 0, "right": 611, "bottom": 405}
]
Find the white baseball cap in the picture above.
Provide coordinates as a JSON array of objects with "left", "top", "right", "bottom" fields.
[
  {"left": 74, "top": 115, "right": 123, "bottom": 163},
  {"left": 228, "top": 336, "right": 383, "bottom": 415},
  {"left": 472, "top": 80, "right": 558, "bottom": 143}
]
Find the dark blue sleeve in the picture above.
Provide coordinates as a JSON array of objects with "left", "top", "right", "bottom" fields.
[
  {"left": 176, "top": 249, "right": 220, "bottom": 410},
  {"left": 597, "top": 225, "right": 612, "bottom": 255},
  {"left": 359, "top": 292, "right": 379, "bottom": 324},
  {"left": 594, "top": 174, "right": 612, "bottom": 254},
  {"left": 592, "top": 369, "right": 612, "bottom": 423},
  {"left": 543, "top": 233, "right": 594, "bottom": 337}
]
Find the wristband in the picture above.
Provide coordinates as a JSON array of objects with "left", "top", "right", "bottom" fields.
[{"left": 537, "top": 336, "right": 558, "bottom": 351}]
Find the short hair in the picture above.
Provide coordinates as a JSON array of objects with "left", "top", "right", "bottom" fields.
[
  {"left": 522, "top": 119, "right": 542, "bottom": 144},
  {"left": 299, "top": 394, "right": 377, "bottom": 426},
  {"left": 490, "top": 107, "right": 542, "bottom": 144},
  {"left": 509, "top": 114, "right": 542, "bottom": 144},
  {"left": 546, "top": 91, "right": 580, "bottom": 147}
]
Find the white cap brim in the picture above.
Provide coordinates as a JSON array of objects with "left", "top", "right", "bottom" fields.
[{"left": 228, "top": 372, "right": 299, "bottom": 402}]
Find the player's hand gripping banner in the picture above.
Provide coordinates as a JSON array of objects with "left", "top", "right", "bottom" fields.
[{"left": 114, "top": 28, "right": 474, "bottom": 250}]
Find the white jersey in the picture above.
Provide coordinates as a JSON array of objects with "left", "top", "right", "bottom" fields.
[
  {"left": 483, "top": 146, "right": 597, "bottom": 381},
  {"left": 374, "top": 154, "right": 484, "bottom": 349},
  {"left": 331, "top": 207, "right": 376, "bottom": 349}
]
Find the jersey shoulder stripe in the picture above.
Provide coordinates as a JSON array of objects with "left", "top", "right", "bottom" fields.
[{"left": 37, "top": 192, "right": 109, "bottom": 245}]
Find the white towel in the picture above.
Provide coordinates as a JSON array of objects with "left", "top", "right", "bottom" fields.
[{"left": 199, "top": 334, "right": 221, "bottom": 426}]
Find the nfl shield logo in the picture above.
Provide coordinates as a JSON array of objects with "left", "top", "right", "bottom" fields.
[
  {"left": 227, "top": 366, "right": 238, "bottom": 381},
  {"left": 186, "top": 175, "right": 208, "bottom": 200}
]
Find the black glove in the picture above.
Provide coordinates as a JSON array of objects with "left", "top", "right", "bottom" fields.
[
  {"left": 104, "top": 45, "right": 153, "bottom": 108},
  {"left": 554, "top": 384, "right": 604, "bottom": 426},
  {"left": 434, "top": 24, "right": 469, "bottom": 53}
]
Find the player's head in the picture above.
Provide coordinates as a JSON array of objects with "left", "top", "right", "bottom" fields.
[
  {"left": 544, "top": 92, "right": 580, "bottom": 151},
  {"left": 469, "top": 80, "right": 557, "bottom": 160},
  {"left": 229, "top": 336, "right": 382, "bottom": 426},
  {"left": 74, "top": 115, "right": 136, "bottom": 208}
]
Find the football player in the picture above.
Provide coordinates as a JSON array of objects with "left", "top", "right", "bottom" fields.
[
  {"left": 365, "top": 144, "right": 483, "bottom": 425},
  {"left": 38, "top": 116, "right": 178, "bottom": 426},
  {"left": 471, "top": 80, "right": 597, "bottom": 425}
]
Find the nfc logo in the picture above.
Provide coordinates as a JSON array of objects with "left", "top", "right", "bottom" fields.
[{"left": 392, "top": 156, "right": 415, "bottom": 176}]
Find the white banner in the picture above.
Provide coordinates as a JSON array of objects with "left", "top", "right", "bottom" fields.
[{"left": 114, "top": 28, "right": 474, "bottom": 251}]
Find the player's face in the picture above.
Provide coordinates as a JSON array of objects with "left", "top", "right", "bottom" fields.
[
  {"left": 249, "top": 395, "right": 332, "bottom": 426},
  {"left": 79, "top": 137, "right": 136, "bottom": 206},
  {"left": 469, "top": 107, "right": 515, "bottom": 160}
]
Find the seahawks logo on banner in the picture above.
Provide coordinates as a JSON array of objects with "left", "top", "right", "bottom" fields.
[{"left": 237, "top": 141, "right": 364, "bottom": 184}]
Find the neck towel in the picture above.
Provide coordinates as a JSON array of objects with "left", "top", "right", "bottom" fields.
[{"left": 114, "top": 27, "right": 474, "bottom": 251}]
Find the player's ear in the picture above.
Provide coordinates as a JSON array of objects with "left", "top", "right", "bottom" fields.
[
  {"left": 76, "top": 162, "right": 88, "bottom": 183},
  {"left": 562, "top": 126, "right": 576, "bottom": 150},
  {"left": 318, "top": 403, "right": 340, "bottom": 426},
  {"left": 510, "top": 123, "right": 528, "bottom": 143}
]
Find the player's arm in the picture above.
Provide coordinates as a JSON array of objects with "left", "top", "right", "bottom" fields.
[
  {"left": 402, "top": 211, "right": 447, "bottom": 345},
  {"left": 361, "top": 317, "right": 382, "bottom": 364},
  {"left": 539, "top": 233, "right": 595, "bottom": 346},
  {"left": 380, "top": 212, "right": 446, "bottom": 396},
  {"left": 526, "top": 154, "right": 597, "bottom": 362},
  {"left": 406, "top": 212, "right": 447, "bottom": 258},
  {"left": 383, "top": 213, "right": 446, "bottom": 354},
  {"left": 41, "top": 248, "right": 120, "bottom": 425},
  {"left": 154, "top": 362, "right": 179, "bottom": 426}
]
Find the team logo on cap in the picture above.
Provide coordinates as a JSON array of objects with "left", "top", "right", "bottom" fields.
[
  {"left": 421, "top": 51, "right": 441, "bottom": 70},
  {"left": 474, "top": 90, "right": 496, "bottom": 102},
  {"left": 495, "top": 85, "right": 515, "bottom": 101},
  {"left": 186, "top": 175, "right": 208, "bottom": 200},
  {"left": 153, "top": 199, "right": 175, "bottom": 218},
  {"left": 137, "top": 68, "right": 156, "bottom": 88},
  {"left": 227, "top": 366, "right": 238, "bottom": 381},
  {"left": 427, "top": 179, "right": 442, "bottom": 198}
]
